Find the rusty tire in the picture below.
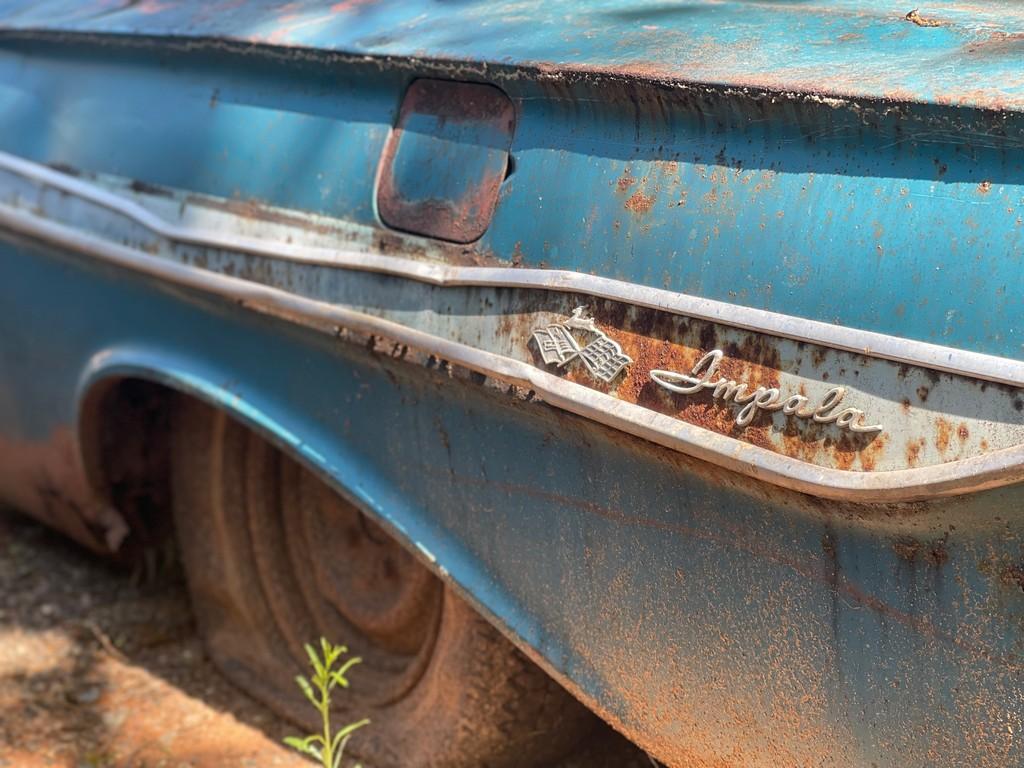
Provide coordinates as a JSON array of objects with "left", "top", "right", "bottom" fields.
[{"left": 169, "top": 397, "right": 595, "bottom": 767}]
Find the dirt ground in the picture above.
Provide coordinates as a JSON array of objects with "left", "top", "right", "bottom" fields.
[{"left": 0, "top": 506, "right": 655, "bottom": 768}]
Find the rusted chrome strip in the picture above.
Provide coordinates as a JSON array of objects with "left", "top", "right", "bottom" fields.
[
  {"left": 3, "top": 197, "right": 1024, "bottom": 502},
  {"left": 3, "top": 150, "right": 1024, "bottom": 389}
]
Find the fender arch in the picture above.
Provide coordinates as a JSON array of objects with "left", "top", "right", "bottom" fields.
[
  {"left": 75, "top": 343, "right": 440, "bottom": 570},
  {"left": 71, "top": 343, "right": 559, "bottom": 696}
]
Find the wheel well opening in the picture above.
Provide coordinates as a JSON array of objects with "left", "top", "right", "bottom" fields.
[{"left": 79, "top": 377, "right": 179, "bottom": 567}]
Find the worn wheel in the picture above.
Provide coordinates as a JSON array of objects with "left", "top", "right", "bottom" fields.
[{"left": 170, "top": 398, "right": 595, "bottom": 767}]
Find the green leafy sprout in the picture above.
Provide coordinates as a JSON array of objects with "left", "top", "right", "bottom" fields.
[{"left": 284, "top": 638, "right": 370, "bottom": 768}]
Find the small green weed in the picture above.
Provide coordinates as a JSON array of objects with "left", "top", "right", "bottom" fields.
[{"left": 284, "top": 638, "right": 370, "bottom": 768}]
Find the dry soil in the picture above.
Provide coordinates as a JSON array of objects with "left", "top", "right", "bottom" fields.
[{"left": 0, "top": 506, "right": 654, "bottom": 768}]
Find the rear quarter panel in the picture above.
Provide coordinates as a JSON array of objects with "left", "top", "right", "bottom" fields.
[{"left": 2, "top": 11, "right": 1024, "bottom": 767}]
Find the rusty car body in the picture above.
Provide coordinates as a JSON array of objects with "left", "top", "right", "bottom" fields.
[{"left": 2, "top": 1, "right": 1024, "bottom": 766}]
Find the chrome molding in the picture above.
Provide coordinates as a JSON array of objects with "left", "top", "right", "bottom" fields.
[
  {"left": 2, "top": 149, "right": 1024, "bottom": 389},
  {"left": 3, "top": 151, "right": 1024, "bottom": 502}
]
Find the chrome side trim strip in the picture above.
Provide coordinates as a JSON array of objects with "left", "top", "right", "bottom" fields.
[
  {"left": 3, "top": 150, "right": 1024, "bottom": 388},
  {"left": 2, "top": 194, "right": 1024, "bottom": 502}
]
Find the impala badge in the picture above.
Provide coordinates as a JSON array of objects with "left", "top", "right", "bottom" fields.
[
  {"left": 651, "top": 349, "right": 884, "bottom": 434},
  {"left": 532, "top": 308, "right": 632, "bottom": 384}
]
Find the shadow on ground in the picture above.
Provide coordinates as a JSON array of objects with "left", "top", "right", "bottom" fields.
[{"left": 0, "top": 506, "right": 656, "bottom": 768}]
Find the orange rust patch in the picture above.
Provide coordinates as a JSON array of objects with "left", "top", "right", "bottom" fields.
[
  {"left": 624, "top": 190, "right": 655, "bottom": 215},
  {"left": 586, "top": 313, "right": 890, "bottom": 469},
  {"left": 857, "top": 432, "right": 888, "bottom": 472},
  {"left": 978, "top": 180, "right": 993, "bottom": 194},
  {"left": 905, "top": 9, "right": 945, "bottom": 27},
  {"left": 616, "top": 172, "right": 637, "bottom": 193},
  {"left": 906, "top": 438, "right": 926, "bottom": 467},
  {"left": 534, "top": 308, "right": 906, "bottom": 472},
  {"left": 935, "top": 418, "right": 953, "bottom": 454},
  {"left": 779, "top": 422, "right": 826, "bottom": 466}
]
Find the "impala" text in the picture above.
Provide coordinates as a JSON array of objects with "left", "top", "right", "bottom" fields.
[{"left": 649, "top": 349, "right": 884, "bottom": 434}]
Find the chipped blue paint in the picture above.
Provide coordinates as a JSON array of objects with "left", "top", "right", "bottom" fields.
[
  {"left": 0, "top": 28, "right": 1020, "bottom": 360},
  {"left": 2, "top": 4, "right": 1024, "bottom": 765},
  {"left": 1, "top": 0, "right": 1024, "bottom": 111},
  {"left": 5, "top": 242, "right": 1024, "bottom": 766}
]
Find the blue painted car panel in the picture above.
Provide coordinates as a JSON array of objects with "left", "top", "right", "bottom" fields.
[
  {"left": 2, "top": 0, "right": 1024, "bottom": 111},
  {"left": 5, "top": 237, "right": 1024, "bottom": 766},
  {"left": 0, "top": 36, "right": 1020, "bottom": 358},
  {"left": 1, "top": 3, "right": 1024, "bottom": 765}
]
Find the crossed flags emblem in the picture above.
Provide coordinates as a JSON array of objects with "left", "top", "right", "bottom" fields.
[{"left": 531, "top": 308, "right": 632, "bottom": 384}]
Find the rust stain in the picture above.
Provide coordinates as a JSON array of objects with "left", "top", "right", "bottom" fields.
[
  {"left": 855, "top": 432, "right": 888, "bottom": 471},
  {"left": 557, "top": 307, "right": 892, "bottom": 470},
  {"left": 186, "top": 195, "right": 335, "bottom": 235},
  {"left": 520, "top": 299, "right": 1013, "bottom": 478},
  {"left": 935, "top": 417, "right": 952, "bottom": 454},
  {"left": 978, "top": 180, "right": 993, "bottom": 194},
  {"left": 963, "top": 31, "right": 1024, "bottom": 58},
  {"left": 925, "top": 538, "right": 949, "bottom": 567},
  {"left": 894, "top": 537, "right": 922, "bottom": 562},
  {"left": 906, "top": 438, "right": 925, "bottom": 467},
  {"left": 624, "top": 189, "right": 655, "bottom": 215},
  {"left": 445, "top": 459, "right": 1024, "bottom": 768},
  {"left": 905, "top": 9, "right": 945, "bottom": 27},
  {"left": 892, "top": 534, "right": 948, "bottom": 567},
  {"left": 1001, "top": 565, "right": 1024, "bottom": 593}
]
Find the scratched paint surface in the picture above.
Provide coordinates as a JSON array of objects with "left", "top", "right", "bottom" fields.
[
  {"left": 1, "top": 6, "right": 1024, "bottom": 766},
  {"left": 5, "top": 161, "right": 1023, "bottom": 476},
  {"left": 1, "top": 0, "right": 1024, "bottom": 111},
  {"left": 3, "top": 242, "right": 1024, "bottom": 767},
  {"left": 0, "top": 35, "right": 1020, "bottom": 360}
]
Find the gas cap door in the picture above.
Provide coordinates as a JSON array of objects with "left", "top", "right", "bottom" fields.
[{"left": 376, "top": 79, "right": 515, "bottom": 244}]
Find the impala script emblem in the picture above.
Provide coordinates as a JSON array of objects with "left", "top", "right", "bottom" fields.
[
  {"left": 532, "top": 308, "right": 632, "bottom": 384},
  {"left": 650, "top": 349, "right": 884, "bottom": 434}
]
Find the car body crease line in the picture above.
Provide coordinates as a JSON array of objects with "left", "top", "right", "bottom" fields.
[{"left": 2, "top": 190, "right": 1023, "bottom": 503}]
